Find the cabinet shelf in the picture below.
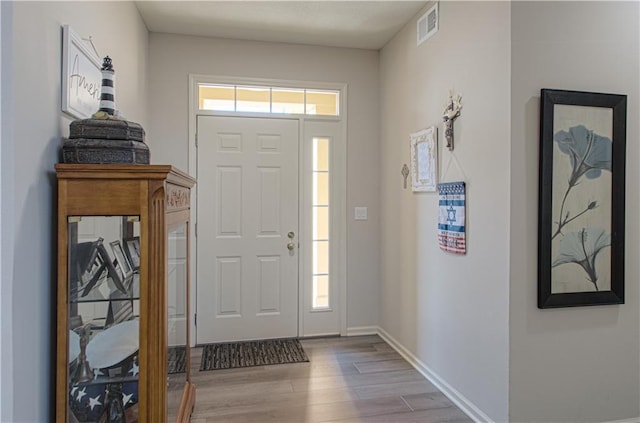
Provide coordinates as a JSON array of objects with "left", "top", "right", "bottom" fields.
[
  {"left": 70, "top": 274, "right": 140, "bottom": 304},
  {"left": 71, "top": 374, "right": 139, "bottom": 389}
]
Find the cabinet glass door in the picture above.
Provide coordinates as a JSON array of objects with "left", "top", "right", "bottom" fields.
[
  {"left": 67, "top": 216, "right": 141, "bottom": 423},
  {"left": 167, "top": 223, "right": 188, "bottom": 421}
]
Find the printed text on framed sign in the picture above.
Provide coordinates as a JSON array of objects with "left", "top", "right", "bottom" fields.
[{"left": 62, "top": 25, "right": 102, "bottom": 119}]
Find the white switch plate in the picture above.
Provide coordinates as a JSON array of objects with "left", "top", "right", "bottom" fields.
[{"left": 354, "top": 207, "right": 368, "bottom": 221}]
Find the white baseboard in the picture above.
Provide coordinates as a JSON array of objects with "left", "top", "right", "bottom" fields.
[
  {"left": 300, "top": 332, "right": 341, "bottom": 339},
  {"left": 346, "top": 326, "right": 379, "bottom": 336},
  {"left": 376, "top": 326, "right": 493, "bottom": 423},
  {"left": 361, "top": 327, "right": 639, "bottom": 423}
]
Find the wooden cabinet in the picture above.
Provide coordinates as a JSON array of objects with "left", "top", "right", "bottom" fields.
[{"left": 55, "top": 164, "right": 196, "bottom": 423}]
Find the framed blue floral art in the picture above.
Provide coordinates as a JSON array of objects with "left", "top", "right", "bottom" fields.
[{"left": 538, "top": 89, "right": 626, "bottom": 308}]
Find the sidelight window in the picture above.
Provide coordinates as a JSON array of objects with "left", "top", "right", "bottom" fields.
[{"left": 312, "top": 137, "right": 330, "bottom": 309}]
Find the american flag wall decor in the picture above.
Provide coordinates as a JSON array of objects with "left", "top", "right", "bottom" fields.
[{"left": 437, "top": 181, "right": 466, "bottom": 254}]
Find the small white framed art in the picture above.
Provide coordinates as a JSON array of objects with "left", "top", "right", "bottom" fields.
[{"left": 410, "top": 126, "right": 438, "bottom": 192}]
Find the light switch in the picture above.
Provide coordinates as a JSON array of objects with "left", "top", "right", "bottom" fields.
[{"left": 354, "top": 207, "right": 368, "bottom": 221}]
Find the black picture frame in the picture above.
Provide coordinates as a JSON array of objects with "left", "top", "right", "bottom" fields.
[
  {"left": 123, "top": 236, "right": 140, "bottom": 272},
  {"left": 538, "top": 89, "right": 626, "bottom": 308},
  {"left": 110, "top": 240, "right": 134, "bottom": 290},
  {"left": 72, "top": 238, "right": 102, "bottom": 281},
  {"left": 88, "top": 243, "right": 128, "bottom": 296},
  {"left": 71, "top": 237, "right": 105, "bottom": 298},
  {"left": 105, "top": 294, "right": 134, "bottom": 328}
]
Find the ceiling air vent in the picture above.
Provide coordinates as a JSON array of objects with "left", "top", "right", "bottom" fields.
[{"left": 417, "top": 2, "right": 438, "bottom": 46}]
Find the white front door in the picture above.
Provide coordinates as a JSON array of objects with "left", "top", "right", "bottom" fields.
[{"left": 196, "top": 116, "right": 299, "bottom": 343}]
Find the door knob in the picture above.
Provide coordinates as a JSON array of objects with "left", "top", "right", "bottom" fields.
[{"left": 287, "top": 242, "right": 296, "bottom": 251}]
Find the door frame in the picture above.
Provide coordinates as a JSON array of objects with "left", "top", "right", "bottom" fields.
[{"left": 188, "top": 74, "right": 348, "bottom": 345}]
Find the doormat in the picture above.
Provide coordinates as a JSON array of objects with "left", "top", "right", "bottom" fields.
[
  {"left": 199, "top": 338, "right": 309, "bottom": 371},
  {"left": 168, "top": 346, "right": 187, "bottom": 374}
]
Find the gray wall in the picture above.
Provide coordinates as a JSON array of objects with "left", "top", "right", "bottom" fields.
[
  {"left": 380, "top": 1, "right": 640, "bottom": 420},
  {"left": 509, "top": 2, "right": 640, "bottom": 421},
  {"left": 0, "top": 2, "right": 148, "bottom": 420},
  {"left": 1, "top": 2, "right": 12, "bottom": 418},
  {"left": 379, "top": 2, "right": 511, "bottom": 421},
  {"left": 147, "top": 33, "right": 381, "bottom": 330}
]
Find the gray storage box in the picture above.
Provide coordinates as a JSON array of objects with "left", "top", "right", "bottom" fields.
[{"left": 62, "top": 118, "right": 150, "bottom": 164}]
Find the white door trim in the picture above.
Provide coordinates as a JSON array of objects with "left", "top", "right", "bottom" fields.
[{"left": 188, "top": 74, "right": 348, "bottom": 344}]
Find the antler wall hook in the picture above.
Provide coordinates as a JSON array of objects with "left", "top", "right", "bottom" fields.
[{"left": 442, "top": 90, "right": 463, "bottom": 151}]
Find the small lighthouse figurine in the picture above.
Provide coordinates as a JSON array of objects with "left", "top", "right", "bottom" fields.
[{"left": 98, "top": 56, "right": 115, "bottom": 116}]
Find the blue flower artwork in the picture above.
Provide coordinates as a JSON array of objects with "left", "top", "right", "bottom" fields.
[
  {"left": 552, "top": 228, "right": 610, "bottom": 291},
  {"left": 552, "top": 124, "right": 612, "bottom": 292},
  {"left": 554, "top": 125, "right": 612, "bottom": 186},
  {"left": 538, "top": 89, "right": 626, "bottom": 307}
]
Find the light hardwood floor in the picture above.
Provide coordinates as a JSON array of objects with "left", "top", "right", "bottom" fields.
[{"left": 189, "top": 335, "right": 472, "bottom": 423}]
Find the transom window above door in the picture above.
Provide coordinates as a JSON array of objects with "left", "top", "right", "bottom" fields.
[{"left": 198, "top": 83, "right": 340, "bottom": 116}]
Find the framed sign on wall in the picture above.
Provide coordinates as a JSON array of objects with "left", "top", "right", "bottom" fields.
[{"left": 62, "top": 25, "right": 102, "bottom": 119}]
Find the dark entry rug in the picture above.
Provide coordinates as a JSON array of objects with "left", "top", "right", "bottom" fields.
[
  {"left": 168, "top": 346, "right": 187, "bottom": 374},
  {"left": 199, "top": 338, "right": 309, "bottom": 371}
]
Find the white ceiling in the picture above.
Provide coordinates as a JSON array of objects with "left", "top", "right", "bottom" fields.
[{"left": 135, "top": 1, "right": 428, "bottom": 50}]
